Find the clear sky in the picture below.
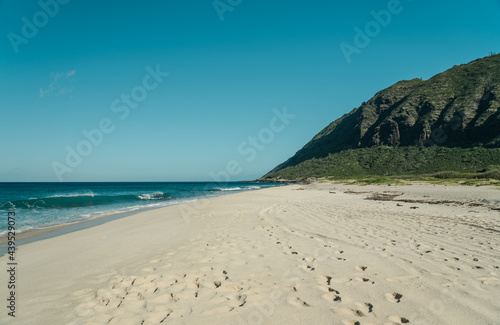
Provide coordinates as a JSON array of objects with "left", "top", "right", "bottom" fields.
[{"left": 1, "top": 0, "right": 499, "bottom": 182}]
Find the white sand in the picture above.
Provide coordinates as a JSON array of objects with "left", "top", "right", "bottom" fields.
[{"left": 1, "top": 183, "right": 499, "bottom": 324}]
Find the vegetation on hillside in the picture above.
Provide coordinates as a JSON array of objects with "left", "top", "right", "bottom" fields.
[
  {"left": 263, "top": 54, "right": 500, "bottom": 181},
  {"left": 261, "top": 146, "right": 500, "bottom": 181}
]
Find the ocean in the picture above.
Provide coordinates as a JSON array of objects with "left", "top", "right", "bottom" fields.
[{"left": 0, "top": 182, "right": 284, "bottom": 235}]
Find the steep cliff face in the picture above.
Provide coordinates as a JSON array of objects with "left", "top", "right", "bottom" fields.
[{"left": 264, "top": 54, "right": 500, "bottom": 178}]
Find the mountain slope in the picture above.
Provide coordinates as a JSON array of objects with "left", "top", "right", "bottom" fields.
[{"left": 263, "top": 54, "right": 500, "bottom": 180}]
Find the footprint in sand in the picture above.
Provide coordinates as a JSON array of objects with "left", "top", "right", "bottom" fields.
[
  {"left": 218, "top": 284, "right": 244, "bottom": 292},
  {"left": 354, "top": 302, "right": 373, "bottom": 314},
  {"left": 168, "top": 283, "right": 188, "bottom": 294},
  {"left": 333, "top": 277, "right": 352, "bottom": 284},
  {"left": 203, "top": 305, "right": 234, "bottom": 315},
  {"left": 109, "top": 314, "right": 144, "bottom": 325},
  {"left": 318, "top": 285, "right": 340, "bottom": 293},
  {"left": 341, "top": 321, "right": 361, "bottom": 325},
  {"left": 388, "top": 315, "right": 410, "bottom": 323},
  {"left": 166, "top": 306, "right": 193, "bottom": 319},
  {"left": 120, "top": 293, "right": 147, "bottom": 312},
  {"left": 227, "top": 293, "right": 247, "bottom": 308},
  {"left": 301, "top": 264, "right": 316, "bottom": 272},
  {"left": 154, "top": 279, "right": 177, "bottom": 288},
  {"left": 477, "top": 276, "right": 500, "bottom": 285},
  {"left": 322, "top": 293, "right": 342, "bottom": 302},
  {"left": 385, "top": 292, "right": 403, "bottom": 303},
  {"left": 338, "top": 307, "right": 365, "bottom": 317},
  {"left": 352, "top": 277, "right": 375, "bottom": 286},
  {"left": 303, "top": 257, "right": 316, "bottom": 263},
  {"left": 329, "top": 277, "right": 374, "bottom": 286},
  {"left": 143, "top": 309, "right": 173, "bottom": 323},
  {"left": 148, "top": 293, "right": 173, "bottom": 305},
  {"left": 129, "top": 282, "right": 158, "bottom": 295},
  {"left": 286, "top": 296, "right": 310, "bottom": 307}
]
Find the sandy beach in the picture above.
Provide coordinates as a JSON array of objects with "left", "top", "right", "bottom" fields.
[{"left": 1, "top": 183, "right": 499, "bottom": 325}]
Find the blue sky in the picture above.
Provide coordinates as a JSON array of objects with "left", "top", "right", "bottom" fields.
[{"left": 1, "top": 0, "right": 499, "bottom": 182}]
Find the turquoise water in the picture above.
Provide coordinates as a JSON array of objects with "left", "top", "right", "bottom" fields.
[{"left": 0, "top": 182, "right": 284, "bottom": 235}]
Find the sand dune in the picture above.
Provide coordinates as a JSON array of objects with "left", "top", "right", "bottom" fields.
[{"left": 1, "top": 183, "right": 499, "bottom": 324}]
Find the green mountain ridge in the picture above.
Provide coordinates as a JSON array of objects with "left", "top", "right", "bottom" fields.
[{"left": 262, "top": 54, "right": 500, "bottom": 181}]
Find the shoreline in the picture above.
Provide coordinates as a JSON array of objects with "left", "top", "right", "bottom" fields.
[
  {"left": 0, "top": 197, "right": 201, "bottom": 249},
  {"left": 0, "top": 184, "right": 286, "bottom": 248},
  {"left": 1, "top": 183, "right": 498, "bottom": 324},
  {"left": 0, "top": 208, "right": 158, "bottom": 253}
]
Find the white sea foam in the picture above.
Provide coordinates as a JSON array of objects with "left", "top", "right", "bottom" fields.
[
  {"left": 0, "top": 183, "right": 278, "bottom": 238},
  {"left": 48, "top": 191, "right": 96, "bottom": 198},
  {"left": 137, "top": 191, "right": 165, "bottom": 200}
]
